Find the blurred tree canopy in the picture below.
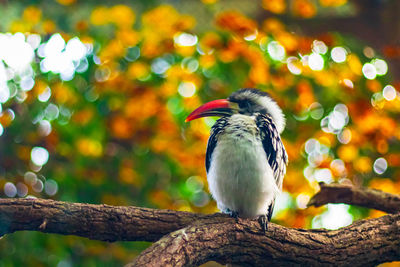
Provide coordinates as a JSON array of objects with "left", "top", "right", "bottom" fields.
[{"left": 1, "top": 0, "right": 400, "bottom": 266}]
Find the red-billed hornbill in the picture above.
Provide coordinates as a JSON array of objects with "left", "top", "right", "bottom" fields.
[{"left": 186, "top": 88, "right": 288, "bottom": 231}]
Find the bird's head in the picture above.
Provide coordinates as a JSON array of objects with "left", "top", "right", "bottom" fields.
[{"left": 186, "top": 88, "right": 285, "bottom": 133}]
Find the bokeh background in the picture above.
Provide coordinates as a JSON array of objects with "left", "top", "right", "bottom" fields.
[{"left": 1, "top": 0, "right": 400, "bottom": 266}]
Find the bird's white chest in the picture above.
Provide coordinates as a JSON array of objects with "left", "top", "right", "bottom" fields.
[{"left": 207, "top": 115, "right": 279, "bottom": 218}]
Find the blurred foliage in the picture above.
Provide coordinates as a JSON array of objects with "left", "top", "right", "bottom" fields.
[{"left": 1, "top": 0, "right": 400, "bottom": 266}]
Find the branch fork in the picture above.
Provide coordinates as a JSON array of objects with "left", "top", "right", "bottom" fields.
[{"left": 1, "top": 183, "right": 399, "bottom": 266}]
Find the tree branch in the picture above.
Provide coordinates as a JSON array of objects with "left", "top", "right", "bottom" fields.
[
  {"left": 129, "top": 183, "right": 400, "bottom": 266},
  {"left": 308, "top": 183, "right": 400, "bottom": 214},
  {"left": 0, "top": 198, "right": 221, "bottom": 242},
  {"left": 1, "top": 183, "right": 400, "bottom": 266},
  {"left": 129, "top": 214, "right": 400, "bottom": 266}
]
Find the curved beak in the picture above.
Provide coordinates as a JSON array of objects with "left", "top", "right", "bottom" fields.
[{"left": 185, "top": 99, "right": 235, "bottom": 122}]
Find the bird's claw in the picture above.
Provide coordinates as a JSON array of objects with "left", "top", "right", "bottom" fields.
[
  {"left": 225, "top": 208, "right": 239, "bottom": 223},
  {"left": 258, "top": 214, "right": 268, "bottom": 233}
]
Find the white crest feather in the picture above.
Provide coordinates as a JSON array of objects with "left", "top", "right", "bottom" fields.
[
  {"left": 257, "top": 95, "right": 286, "bottom": 134},
  {"left": 230, "top": 89, "right": 286, "bottom": 134}
]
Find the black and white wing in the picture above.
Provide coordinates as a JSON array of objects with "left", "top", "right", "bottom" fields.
[
  {"left": 205, "top": 117, "right": 229, "bottom": 173},
  {"left": 256, "top": 114, "right": 288, "bottom": 221}
]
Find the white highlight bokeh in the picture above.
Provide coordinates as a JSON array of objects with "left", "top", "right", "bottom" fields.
[
  {"left": 308, "top": 53, "right": 324, "bottom": 71},
  {"left": 31, "top": 147, "right": 49, "bottom": 166}
]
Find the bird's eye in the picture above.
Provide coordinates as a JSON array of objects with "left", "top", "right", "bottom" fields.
[
  {"left": 239, "top": 101, "right": 253, "bottom": 110},
  {"left": 238, "top": 101, "right": 249, "bottom": 109}
]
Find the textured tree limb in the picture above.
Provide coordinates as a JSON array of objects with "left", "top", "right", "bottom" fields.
[
  {"left": 1, "top": 183, "right": 400, "bottom": 266},
  {"left": 308, "top": 183, "right": 400, "bottom": 214},
  {"left": 0, "top": 198, "right": 221, "bottom": 242},
  {"left": 129, "top": 214, "right": 400, "bottom": 266},
  {"left": 130, "top": 183, "right": 400, "bottom": 266}
]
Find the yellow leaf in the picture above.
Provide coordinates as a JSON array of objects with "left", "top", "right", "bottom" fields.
[
  {"left": 90, "top": 6, "right": 109, "bottom": 26},
  {"left": 262, "top": 0, "right": 286, "bottom": 14},
  {"left": 337, "top": 145, "right": 358, "bottom": 162},
  {"left": 109, "top": 5, "right": 135, "bottom": 28},
  {"left": 354, "top": 157, "right": 372, "bottom": 173},
  {"left": 23, "top": 6, "right": 42, "bottom": 24},
  {"left": 319, "top": 0, "right": 347, "bottom": 7}
]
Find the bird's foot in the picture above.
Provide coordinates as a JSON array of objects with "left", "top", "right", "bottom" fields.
[
  {"left": 258, "top": 214, "right": 268, "bottom": 233},
  {"left": 225, "top": 208, "right": 239, "bottom": 223}
]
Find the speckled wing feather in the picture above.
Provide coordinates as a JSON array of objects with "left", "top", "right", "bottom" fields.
[
  {"left": 256, "top": 114, "right": 288, "bottom": 221},
  {"left": 205, "top": 117, "right": 229, "bottom": 173}
]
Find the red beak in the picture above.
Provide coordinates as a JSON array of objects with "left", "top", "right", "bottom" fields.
[{"left": 185, "top": 99, "right": 232, "bottom": 122}]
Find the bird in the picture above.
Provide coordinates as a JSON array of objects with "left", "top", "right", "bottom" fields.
[{"left": 186, "top": 88, "right": 288, "bottom": 231}]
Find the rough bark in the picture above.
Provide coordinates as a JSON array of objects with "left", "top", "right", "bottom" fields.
[
  {"left": 308, "top": 183, "right": 400, "bottom": 214},
  {"left": 129, "top": 214, "right": 400, "bottom": 267},
  {"left": 1, "top": 184, "right": 399, "bottom": 266},
  {"left": 0, "top": 198, "right": 218, "bottom": 242}
]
